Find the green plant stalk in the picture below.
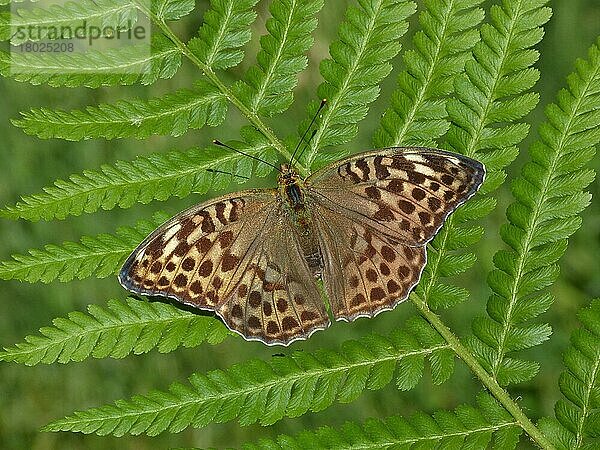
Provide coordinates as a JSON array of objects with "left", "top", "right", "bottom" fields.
[
  {"left": 411, "top": 294, "right": 555, "bottom": 449},
  {"left": 418, "top": 218, "right": 453, "bottom": 305},
  {"left": 135, "top": 2, "right": 307, "bottom": 176}
]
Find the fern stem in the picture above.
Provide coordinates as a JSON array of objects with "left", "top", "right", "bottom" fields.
[
  {"left": 135, "top": 2, "right": 304, "bottom": 174},
  {"left": 577, "top": 356, "right": 600, "bottom": 447},
  {"left": 411, "top": 294, "right": 555, "bottom": 449}
]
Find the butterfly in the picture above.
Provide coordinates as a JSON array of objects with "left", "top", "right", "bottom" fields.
[{"left": 119, "top": 147, "right": 485, "bottom": 345}]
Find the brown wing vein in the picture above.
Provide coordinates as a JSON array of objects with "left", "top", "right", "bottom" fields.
[
  {"left": 283, "top": 239, "right": 310, "bottom": 335},
  {"left": 310, "top": 190, "right": 414, "bottom": 244}
]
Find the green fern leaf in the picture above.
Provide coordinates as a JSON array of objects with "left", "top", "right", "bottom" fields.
[
  {"left": 414, "top": 0, "right": 551, "bottom": 311},
  {"left": 42, "top": 316, "right": 452, "bottom": 435},
  {"left": 300, "top": 0, "right": 416, "bottom": 169},
  {"left": 373, "top": 0, "right": 485, "bottom": 148},
  {"left": 153, "top": 0, "right": 196, "bottom": 21},
  {"left": 0, "top": 34, "right": 181, "bottom": 87},
  {"left": 0, "top": 0, "right": 139, "bottom": 44},
  {"left": 539, "top": 299, "right": 600, "bottom": 449},
  {"left": 12, "top": 80, "right": 227, "bottom": 140},
  {"left": 208, "top": 393, "right": 520, "bottom": 449},
  {"left": 0, "top": 297, "right": 230, "bottom": 365},
  {"left": 0, "top": 212, "right": 170, "bottom": 283},
  {"left": 0, "top": 140, "right": 270, "bottom": 221},
  {"left": 232, "top": 0, "right": 323, "bottom": 117},
  {"left": 188, "top": 0, "right": 260, "bottom": 70},
  {"left": 470, "top": 36, "right": 600, "bottom": 386}
]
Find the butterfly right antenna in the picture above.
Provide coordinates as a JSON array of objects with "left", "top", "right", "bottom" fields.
[
  {"left": 289, "top": 99, "right": 327, "bottom": 165},
  {"left": 294, "top": 129, "right": 318, "bottom": 165}
]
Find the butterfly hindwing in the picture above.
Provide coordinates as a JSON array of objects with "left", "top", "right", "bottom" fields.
[
  {"left": 313, "top": 206, "right": 426, "bottom": 320},
  {"left": 216, "top": 213, "right": 329, "bottom": 344},
  {"left": 119, "top": 191, "right": 329, "bottom": 345}
]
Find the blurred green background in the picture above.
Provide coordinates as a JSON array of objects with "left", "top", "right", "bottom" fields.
[{"left": 0, "top": 0, "right": 598, "bottom": 448}]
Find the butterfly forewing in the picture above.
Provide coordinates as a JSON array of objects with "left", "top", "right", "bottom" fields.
[
  {"left": 119, "top": 191, "right": 329, "bottom": 345},
  {"left": 307, "top": 147, "right": 484, "bottom": 320},
  {"left": 308, "top": 147, "right": 485, "bottom": 245},
  {"left": 120, "top": 192, "right": 271, "bottom": 305}
]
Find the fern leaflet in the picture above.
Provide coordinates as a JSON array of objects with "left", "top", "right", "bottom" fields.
[
  {"left": 374, "top": 0, "right": 485, "bottom": 148},
  {"left": 235, "top": 393, "right": 521, "bottom": 450},
  {"left": 0, "top": 34, "right": 181, "bottom": 87},
  {"left": 469, "top": 36, "right": 600, "bottom": 386},
  {"left": 0, "top": 297, "right": 230, "bottom": 365},
  {"left": 0, "top": 140, "right": 271, "bottom": 221},
  {"left": 43, "top": 317, "right": 454, "bottom": 435},
  {"left": 300, "top": 0, "right": 416, "bottom": 170},
  {"left": 232, "top": 0, "right": 323, "bottom": 117},
  {"left": 12, "top": 80, "right": 227, "bottom": 140},
  {"left": 539, "top": 299, "right": 600, "bottom": 449},
  {"left": 152, "top": 0, "right": 196, "bottom": 21},
  {"left": 0, "top": 212, "right": 170, "bottom": 283},
  {"left": 0, "top": 0, "right": 138, "bottom": 44},
  {"left": 188, "top": 0, "right": 260, "bottom": 70},
  {"left": 414, "top": 0, "right": 551, "bottom": 311}
]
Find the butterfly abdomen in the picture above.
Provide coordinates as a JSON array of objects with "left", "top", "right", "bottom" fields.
[{"left": 285, "top": 186, "right": 324, "bottom": 276}]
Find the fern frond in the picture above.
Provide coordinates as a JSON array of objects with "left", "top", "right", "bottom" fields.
[
  {"left": 232, "top": 0, "right": 323, "bottom": 117},
  {"left": 374, "top": 0, "right": 485, "bottom": 148},
  {"left": 188, "top": 0, "right": 259, "bottom": 70},
  {"left": 301, "top": 0, "right": 416, "bottom": 169},
  {"left": 470, "top": 37, "right": 600, "bottom": 386},
  {"left": 43, "top": 316, "right": 454, "bottom": 435},
  {"left": 414, "top": 0, "right": 551, "bottom": 311},
  {"left": 539, "top": 299, "right": 600, "bottom": 449},
  {"left": 0, "top": 212, "right": 169, "bottom": 283},
  {"left": 0, "top": 0, "right": 138, "bottom": 44},
  {"left": 12, "top": 80, "right": 227, "bottom": 140},
  {"left": 0, "top": 298, "right": 230, "bottom": 365},
  {"left": 0, "top": 140, "right": 270, "bottom": 221},
  {"left": 236, "top": 392, "right": 520, "bottom": 449},
  {"left": 0, "top": 34, "right": 181, "bottom": 87},
  {"left": 152, "top": 0, "right": 196, "bottom": 21}
]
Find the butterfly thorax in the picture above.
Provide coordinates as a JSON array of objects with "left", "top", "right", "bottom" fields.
[
  {"left": 278, "top": 163, "right": 311, "bottom": 232},
  {"left": 278, "top": 164, "right": 305, "bottom": 210}
]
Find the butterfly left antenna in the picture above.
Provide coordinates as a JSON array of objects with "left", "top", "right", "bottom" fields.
[
  {"left": 212, "top": 139, "right": 282, "bottom": 173},
  {"left": 206, "top": 168, "right": 250, "bottom": 180}
]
